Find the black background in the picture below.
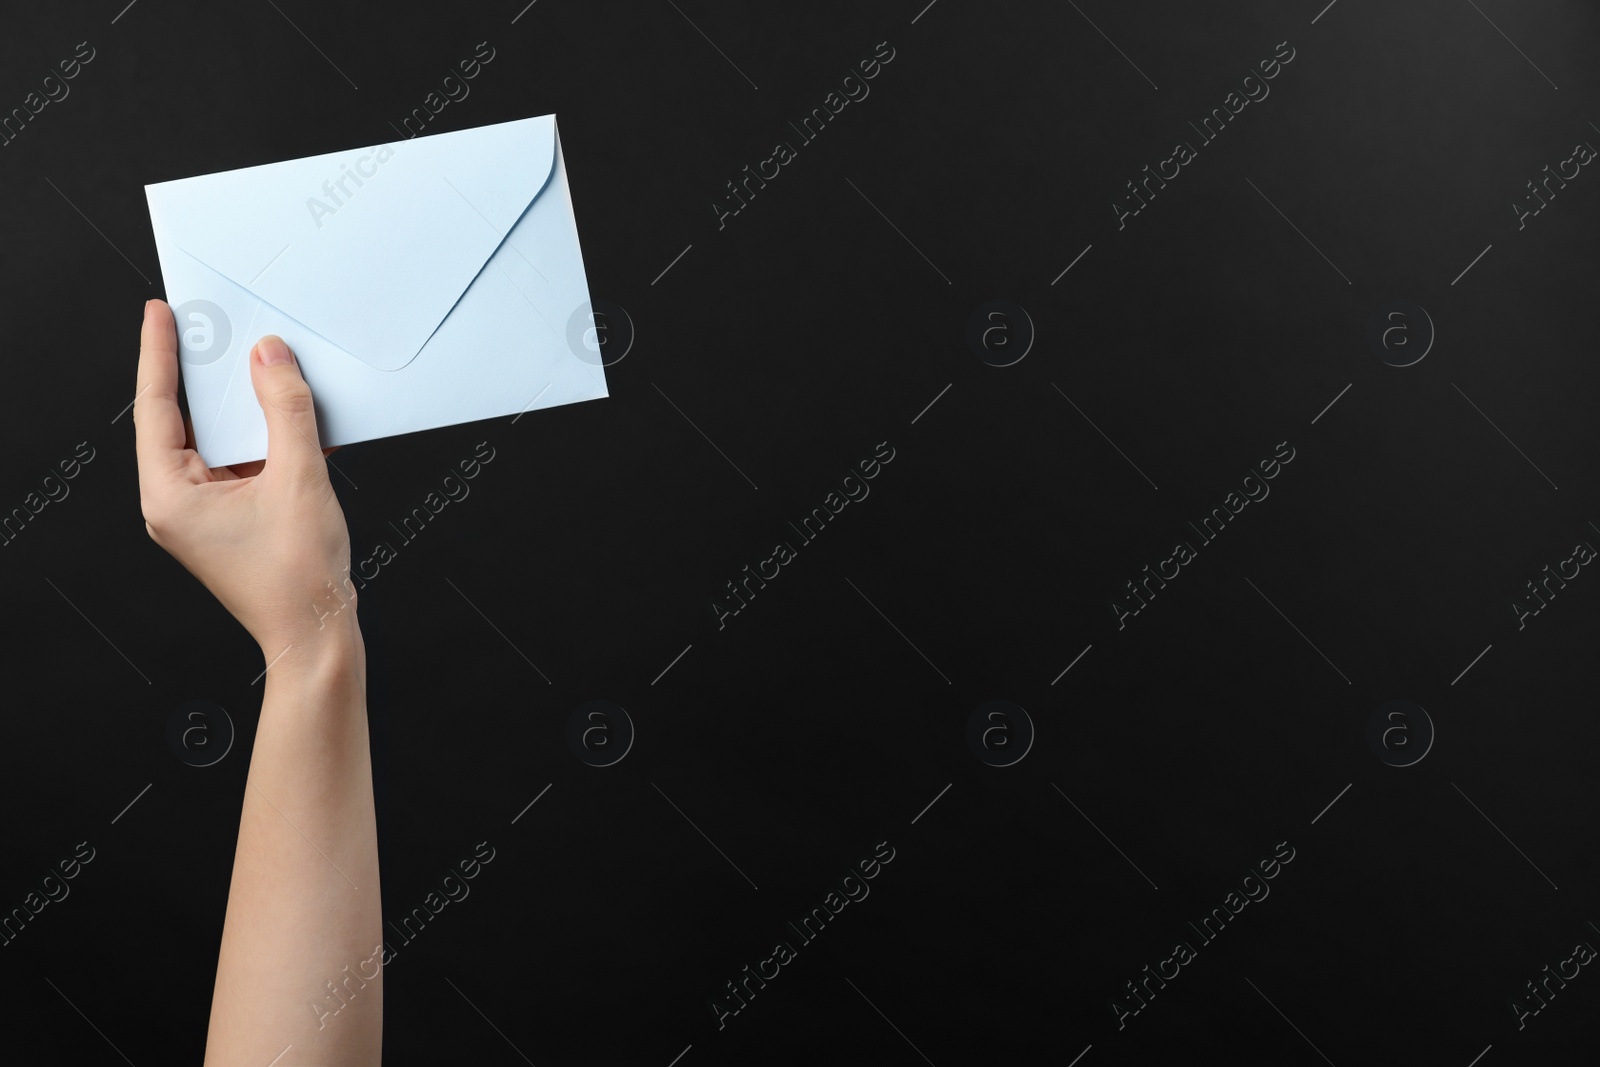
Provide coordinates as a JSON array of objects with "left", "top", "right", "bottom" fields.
[{"left": 2, "top": 0, "right": 1599, "bottom": 1063}]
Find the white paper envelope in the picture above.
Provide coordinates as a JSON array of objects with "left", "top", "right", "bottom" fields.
[{"left": 144, "top": 114, "right": 608, "bottom": 468}]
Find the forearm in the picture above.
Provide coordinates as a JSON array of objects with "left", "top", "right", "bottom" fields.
[{"left": 203, "top": 618, "right": 382, "bottom": 1065}]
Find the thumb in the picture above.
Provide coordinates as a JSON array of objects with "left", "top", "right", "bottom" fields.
[{"left": 249, "top": 335, "right": 326, "bottom": 480}]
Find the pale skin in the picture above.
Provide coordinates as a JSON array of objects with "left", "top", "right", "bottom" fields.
[{"left": 134, "top": 299, "right": 382, "bottom": 1065}]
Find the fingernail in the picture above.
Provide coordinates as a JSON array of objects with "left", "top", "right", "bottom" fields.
[{"left": 257, "top": 335, "right": 294, "bottom": 366}]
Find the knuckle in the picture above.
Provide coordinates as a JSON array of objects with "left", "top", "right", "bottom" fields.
[
  {"left": 278, "top": 458, "right": 332, "bottom": 499},
  {"left": 294, "top": 454, "right": 334, "bottom": 487},
  {"left": 140, "top": 488, "right": 182, "bottom": 535},
  {"left": 272, "top": 385, "right": 316, "bottom": 419}
]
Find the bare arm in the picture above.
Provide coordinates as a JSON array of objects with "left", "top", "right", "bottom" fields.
[
  {"left": 205, "top": 626, "right": 381, "bottom": 1063},
  {"left": 133, "top": 300, "right": 383, "bottom": 1065}
]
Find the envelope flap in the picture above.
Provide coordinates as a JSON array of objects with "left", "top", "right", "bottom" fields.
[{"left": 145, "top": 115, "right": 557, "bottom": 370}]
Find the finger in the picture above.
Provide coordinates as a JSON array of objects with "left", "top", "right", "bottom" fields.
[
  {"left": 247, "top": 335, "right": 327, "bottom": 484},
  {"left": 134, "top": 300, "right": 192, "bottom": 484},
  {"left": 175, "top": 412, "right": 222, "bottom": 482}
]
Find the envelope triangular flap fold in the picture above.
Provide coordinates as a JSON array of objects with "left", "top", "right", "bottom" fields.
[{"left": 146, "top": 115, "right": 557, "bottom": 371}]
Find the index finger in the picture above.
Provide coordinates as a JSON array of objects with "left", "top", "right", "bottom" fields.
[{"left": 134, "top": 299, "right": 192, "bottom": 483}]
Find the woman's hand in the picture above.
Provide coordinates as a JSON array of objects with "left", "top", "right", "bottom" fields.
[
  {"left": 134, "top": 298, "right": 356, "bottom": 659},
  {"left": 139, "top": 299, "right": 382, "bottom": 1065}
]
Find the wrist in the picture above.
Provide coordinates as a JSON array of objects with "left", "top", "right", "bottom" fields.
[{"left": 258, "top": 615, "right": 365, "bottom": 694}]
